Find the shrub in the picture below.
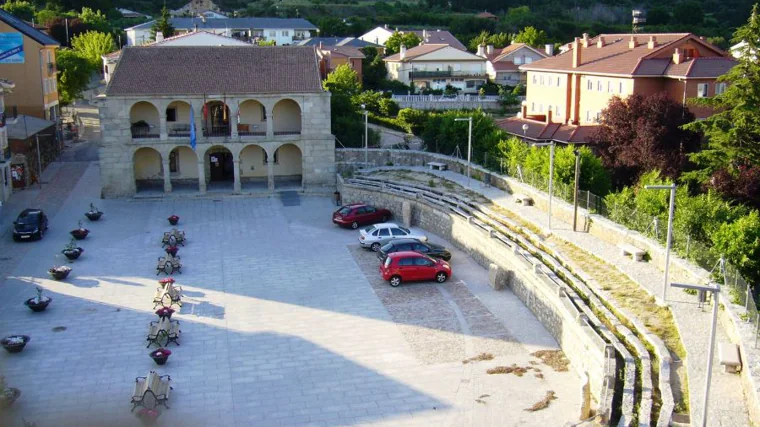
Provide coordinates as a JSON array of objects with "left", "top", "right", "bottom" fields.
[
  {"left": 378, "top": 98, "right": 400, "bottom": 117},
  {"left": 398, "top": 108, "right": 429, "bottom": 135}
]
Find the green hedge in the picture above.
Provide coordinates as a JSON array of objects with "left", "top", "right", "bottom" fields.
[{"left": 367, "top": 113, "right": 409, "bottom": 133}]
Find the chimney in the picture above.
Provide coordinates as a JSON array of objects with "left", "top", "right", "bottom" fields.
[
  {"left": 545, "top": 44, "right": 554, "bottom": 56},
  {"left": 673, "top": 48, "right": 682, "bottom": 64},
  {"left": 629, "top": 35, "right": 637, "bottom": 49},
  {"left": 597, "top": 36, "right": 605, "bottom": 48},
  {"left": 545, "top": 107, "right": 553, "bottom": 124},
  {"left": 477, "top": 44, "right": 485, "bottom": 57},
  {"left": 648, "top": 36, "right": 657, "bottom": 49},
  {"left": 384, "top": 24, "right": 388, "bottom": 29},
  {"left": 423, "top": 29, "right": 428, "bottom": 40},
  {"left": 581, "top": 33, "right": 590, "bottom": 48},
  {"left": 319, "top": 41, "right": 323, "bottom": 50},
  {"left": 572, "top": 37, "right": 582, "bottom": 68},
  {"left": 486, "top": 44, "right": 494, "bottom": 55},
  {"left": 520, "top": 101, "right": 527, "bottom": 118},
  {"left": 399, "top": 44, "right": 407, "bottom": 59},
  {"left": 156, "top": 31, "right": 164, "bottom": 42}
]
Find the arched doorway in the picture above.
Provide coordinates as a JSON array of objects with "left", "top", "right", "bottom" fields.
[
  {"left": 272, "top": 99, "right": 301, "bottom": 135},
  {"left": 240, "top": 144, "right": 268, "bottom": 191},
  {"left": 273, "top": 143, "right": 302, "bottom": 189},
  {"left": 129, "top": 101, "right": 160, "bottom": 139},
  {"left": 133, "top": 147, "right": 162, "bottom": 193},
  {"left": 166, "top": 101, "right": 192, "bottom": 137},
  {"left": 205, "top": 146, "right": 234, "bottom": 191},
  {"left": 169, "top": 146, "right": 199, "bottom": 192},
  {"left": 238, "top": 100, "right": 267, "bottom": 136},
  {"left": 202, "top": 101, "right": 231, "bottom": 137}
]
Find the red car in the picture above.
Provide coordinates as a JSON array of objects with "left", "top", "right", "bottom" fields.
[
  {"left": 333, "top": 203, "right": 392, "bottom": 229},
  {"left": 379, "top": 251, "right": 451, "bottom": 287}
]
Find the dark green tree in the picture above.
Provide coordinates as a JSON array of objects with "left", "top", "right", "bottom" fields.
[
  {"left": 361, "top": 47, "right": 387, "bottom": 90},
  {"left": 1, "top": 1, "right": 36, "bottom": 21},
  {"left": 385, "top": 31, "right": 421, "bottom": 55},
  {"left": 150, "top": 6, "right": 174, "bottom": 41},
  {"left": 56, "top": 49, "right": 91, "bottom": 105}
]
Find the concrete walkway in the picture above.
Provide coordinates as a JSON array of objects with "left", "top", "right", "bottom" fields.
[{"left": 376, "top": 166, "right": 752, "bottom": 427}]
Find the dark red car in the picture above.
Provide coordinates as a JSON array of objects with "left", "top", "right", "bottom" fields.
[
  {"left": 332, "top": 203, "right": 392, "bottom": 229},
  {"left": 379, "top": 251, "right": 451, "bottom": 287}
]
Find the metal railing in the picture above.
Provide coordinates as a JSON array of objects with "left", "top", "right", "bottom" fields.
[
  {"left": 168, "top": 123, "right": 190, "bottom": 137},
  {"left": 274, "top": 130, "right": 300, "bottom": 136},
  {"left": 409, "top": 70, "right": 486, "bottom": 79},
  {"left": 202, "top": 125, "right": 230, "bottom": 137},
  {"left": 392, "top": 95, "right": 500, "bottom": 102},
  {"left": 131, "top": 125, "right": 158, "bottom": 139}
]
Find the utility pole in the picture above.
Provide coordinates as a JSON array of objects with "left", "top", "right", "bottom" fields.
[
  {"left": 573, "top": 149, "right": 581, "bottom": 231},
  {"left": 645, "top": 183, "right": 677, "bottom": 303},
  {"left": 455, "top": 116, "right": 473, "bottom": 187},
  {"left": 65, "top": 18, "right": 70, "bottom": 46},
  {"left": 533, "top": 141, "right": 556, "bottom": 232}
]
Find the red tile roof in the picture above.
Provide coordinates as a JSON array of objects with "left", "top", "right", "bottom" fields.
[
  {"left": 521, "top": 33, "right": 735, "bottom": 78},
  {"left": 383, "top": 44, "right": 449, "bottom": 62},
  {"left": 411, "top": 30, "right": 467, "bottom": 51},
  {"left": 496, "top": 117, "right": 595, "bottom": 144},
  {"left": 320, "top": 46, "right": 365, "bottom": 59}
]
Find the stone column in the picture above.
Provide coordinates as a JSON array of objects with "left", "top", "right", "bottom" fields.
[
  {"left": 197, "top": 160, "right": 206, "bottom": 194},
  {"left": 162, "top": 159, "right": 172, "bottom": 193},
  {"left": 233, "top": 158, "right": 241, "bottom": 193},
  {"left": 159, "top": 114, "right": 168, "bottom": 140},
  {"left": 230, "top": 103, "right": 239, "bottom": 139},
  {"left": 267, "top": 154, "right": 275, "bottom": 192},
  {"left": 266, "top": 113, "right": 274, "bottom": 138}
]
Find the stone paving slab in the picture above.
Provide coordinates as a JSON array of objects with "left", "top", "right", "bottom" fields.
[{"left": 0, "top": 162, "right": 580, "bottom": 426}]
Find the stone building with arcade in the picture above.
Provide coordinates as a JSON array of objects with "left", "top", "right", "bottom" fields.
[{"left": 98, "top": 45, "right": 334, "bottom": 197}]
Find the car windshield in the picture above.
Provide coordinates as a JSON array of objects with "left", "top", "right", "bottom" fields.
[
  {"left": 337, "top": 207, "right": 351, "bottom": 215},
  {"left": 364, "top": 225, "right": 376, "bottom": 233},
  {"left": 380, "top": 243, "right": 393, "bottom": 252},
  {"left": 17, "top": 212, "right": 39, "bottom": 224},
  {"left": 384, "top": 257, "right": 392, "bottom": 267},
  {"left": 400, "top": 227, "right": 411, "bottom": 234}
]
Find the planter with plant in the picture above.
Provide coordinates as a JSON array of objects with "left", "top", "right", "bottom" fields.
[
  {"left": 158, "top": 278, "right": 175, "bottom": 288},
  {"left": 85, "top": 203, "right": 103, "bottom": 221},
  {"left": 48, "top": 265, "right": 72, "bottom": 281},
  {"left": 24, "top": 287, "right": 52, "bottom": 312},
  {"left": 167, "top": 215, "right": 179, "bottom": 226},
  {"left": 0, "top": 377, "right": 20, "bottom": 408},
  {"left": 135, "top": 407, "right": 161, "bottom": 426},
  {"left": 1, "top": 335, "right": 30, "bottom": 353},
  {"left": 149, "top": 348, "right": 172, "bottom": 365},
  {"left": 155, "top": 307, "right": 175, "bottom": 320},
  {"left": 70, "top": 221, "right": 89, "bottom": 240},
  {"left": 165, "top": 246, "right": 178, "bottom": 257},
  {"left": 61, "top": 238, "right": 84, "bottom": 261}
]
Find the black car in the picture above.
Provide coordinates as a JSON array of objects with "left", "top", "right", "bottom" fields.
[
  {"left": 378, "top": 238, "right": 452, "bottom": 262},
  {"left": 13, "top": 209, "right": 48, "bottom": 241}
]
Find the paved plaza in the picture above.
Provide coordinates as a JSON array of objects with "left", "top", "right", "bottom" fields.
[{"left": 0, "top": 161, "right": 580, "bottom": 426}]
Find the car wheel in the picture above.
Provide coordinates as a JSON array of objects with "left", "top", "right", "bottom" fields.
[
  {"left": 351, "top": 221, "right": 359, "bottom": 229},
  {"left": 371, "top": 242, "right": 381, "bottom": 252},
  {"left": 390, "top": 276, "right": 402, "bottom": 287},
  {"left": 435, "top": 272, "right": 448, "bottom": 283}
]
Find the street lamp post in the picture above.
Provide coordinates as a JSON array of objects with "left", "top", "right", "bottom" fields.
[
  {"left": 361, "top": 104, "right": 368, "bottom": 167},
  {"left": 645, "top": 183, "right": 676, "bottom": 303},
  {"left": 522, "top": 123, "right": 529, "bottom": 142},
  {"left": 532, "top": 141, "right": 555, "bottom": 232},
  {"left": 573, "top": 149, "right": 581, "bottom": 231},
  {"left": 671, "top": 275, "right": 722, "bottom": 427},
  {"left": 455, "top": 117, "right": 473, "bottom": 187}
]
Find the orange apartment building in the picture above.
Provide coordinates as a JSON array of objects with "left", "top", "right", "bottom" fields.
[
  {"left": 498, "top": 33, "right": 736, "bottom": 143},
  {"left": 0, "top": 9, "right": 60, "bottom": 121}
]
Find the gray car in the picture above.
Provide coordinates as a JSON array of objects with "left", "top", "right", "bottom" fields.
[{"left": 358, "top": 222, "right": 428, "bottom": 251}]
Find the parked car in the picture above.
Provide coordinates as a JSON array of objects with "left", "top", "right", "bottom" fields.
[
  {"left": 379, "top": 251, "right": 451, "bottom": 287},
  {"left": 378, "top": 238, "right": 452, "bottom": 262},
  {"left": 359, "top": 223, "right": 427, "bottom": 251},
  {"left": 13, "top": 209, "right": 48, "bottom": 241},
  {"left": 333, "top": 203, "right": 392, "bottom": 229}
]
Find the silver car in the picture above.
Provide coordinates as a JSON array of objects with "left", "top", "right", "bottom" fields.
[{"left": 359, "top": 222, "right": 428, "bottom": 251}]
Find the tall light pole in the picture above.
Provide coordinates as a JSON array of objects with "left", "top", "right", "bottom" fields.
[
  {"left": 672, "top": 275, "right": 722, "bottom": 427},
  {"left": 532, "top": 141, "right": 555, "bottom": 232},
  {"left": 573, "top": 149, "right": 581, "bottom": 231},
  {"left": 645, "top": 183, "right": 676, "bottom": 303},
  {"left": 361, "top": 104, "right": 368, "bottom": 167},
  {"left": 455, "top": 116, "right": 473, "bottom": 187}
]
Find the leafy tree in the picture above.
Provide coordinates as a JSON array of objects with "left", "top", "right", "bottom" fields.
[
  {"left": 646, "top": 6, "right": 671, "bottom": 26},
  {"left": 56, "top": 48, "right": 91, "bottom": 105},
  {"left": 323, "top": 64, "right": 362, "bottom": 97},
  {"left": 360, "top": 47, "right": 387, "bottom": 90},
  {"left": 317, "top": 16, "right": 349, "bottom": 37},
  {"left": 712, "top": 210, "right": 760, "bottom": 285},
  {"left": 708, "top": 165, "right": 760, "bottom": 208},
  {"left": 398, "top": 108, "right": 428, "bottom": 135},
  {"left": 71, "top": 30, "right": 115, "bottom": 70},
  {"left": 504, "top": 6, "right": 534, "bottom": 30},
  {"left": 46, "top": 17, "right": 88, "bottom": 47},
  {"left": 467, "top": 31, "right": 512, "bottom": 51},
  {"left": 78, "top": 7, "right": 110, "bottom": 34},
  {"left": 685, "top": 5, "right": 760, "bottom": 189},
  {"left": 324, "top": 65, "right": 363, "bottom": 147},
  {"left": 378, "top": 98, "right": 399, "bottom": 117},
  {"left": 674, "top": 1, "right": 704, "bottom": 26},
  {"left": 1, "top": 1, "right": 36, "bottom": 21},
  {"left": 352, "top": 90, "right": 384, "bottom": 114},
  {"left": 150, "top": 6, "right": 174, "bottom": 41},
  {"left": 257, "top": 39, "right": 276, "bottom": 46},
  {"left": 588, "top": 92, "right": 701, "bottom": 188},
  {"left": 420, "top": 109, "right": 505, "bottom": 167},
  {"left": 385, "top": 31, "right": 421, "bottom": 55},
  {"left": 513, "top": 26, "right": 549, "bottom": 48}
]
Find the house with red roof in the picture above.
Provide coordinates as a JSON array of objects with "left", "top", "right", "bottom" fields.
[
  {"left": 384, "top": 44, "right": 488, "bottom": 93},
  {"left": 498, "top": 33, "right": 736, "bottom": 143},
  {"left": 476, "top": 42, "right": 551, "bottom": 86}
]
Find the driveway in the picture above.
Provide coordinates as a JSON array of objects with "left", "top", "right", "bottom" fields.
[{"left": 0, "top": 163, "right": 579, "bottom": 426}]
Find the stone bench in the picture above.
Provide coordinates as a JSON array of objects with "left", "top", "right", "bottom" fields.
[
  {"left": 427, "top": 162, "right": 448, "bottom": 171},
  {"left": 619, "top": 243, "right": 646, "bottom": 262},
  {"left": 514, "top": 194, "right": 533, "bottom": 206},
  {"left": 719, "top": 343, "right": 741, "bottom": 373}
]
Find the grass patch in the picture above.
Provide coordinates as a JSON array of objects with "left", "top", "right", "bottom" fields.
[
  {"left": 525, "top": 391, "right": 557, "bottom": 412},
  {"left": 462, "top": 352, "right": 494, "bottom": 364},
  {"left": 531, "top": 350, "right": 570, "bottom": 372}
]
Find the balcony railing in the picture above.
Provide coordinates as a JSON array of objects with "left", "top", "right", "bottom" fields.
[
  {"left": 131, "top": 125, "right": 159, "bottom": 139},
  {"left": 409, "top": 70, "right": 487, "bottom": 79},
  {"left": 203, "top": 125, "right": 231, "bottom": 137},
  {"left": 168, "top": 123, "right": 191, "bottom": 137},
  {"left": 274, "top": 131, "right": 301, "bottom": 136},
  {"left": 237, "top": 123, "right": 265, "bottom": 136}
]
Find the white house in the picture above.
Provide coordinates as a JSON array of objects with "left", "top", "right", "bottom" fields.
[
  {"left": 125, "top": 17, "right": 316, "bottom": 46},
  {"left": 102, "top": 31, "right": 251, "bottom": 83},
  {"left": 359, "top": 26, "right": 466, "bottom": 50},
  {"left": 384, "top": 44, "right": 488, "bottom": 93},
  {"left": 476, "top": 42, "right": 550, "bottom": 85}
]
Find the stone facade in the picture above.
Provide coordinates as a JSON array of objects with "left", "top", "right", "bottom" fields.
[{"left": 99, "top": 93, "right": 334, "bottom": 198}]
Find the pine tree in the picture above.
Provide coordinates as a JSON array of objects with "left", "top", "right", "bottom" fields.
[{"left": 150, "top": 6, "right": 175, "bottom": 42}]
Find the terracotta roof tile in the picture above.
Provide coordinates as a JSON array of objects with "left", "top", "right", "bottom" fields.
[
  {"left": 384, "top": 44, "right": 448, "bottom": 61},
  {"left": 496, "top": 117, "right": 594, "bottom": 143},
  {"left": 321, "top": 46, "right": 365, "bottom": 58},
  {"left": 411, "top": 30, "right": 466, "bottom": 51},
  {"left": 106, "top": 46, "right": 323, "bottom": 96}
]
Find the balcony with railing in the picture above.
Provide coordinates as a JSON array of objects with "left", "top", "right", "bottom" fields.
[
  {"left": 237, "top": 124, "right": 266, "bottom": 137},
  {"left": 168, "top": 123, "right": 191, "bottom": 137},
  {"left": 409, "top": 70, "right": 487, "bottom": 79},
  {"left": 131, "top": 125, "right": 159, "bottom": 139},
  {"left": 202, "top": 125, "right": 231, "bottom": 138}
]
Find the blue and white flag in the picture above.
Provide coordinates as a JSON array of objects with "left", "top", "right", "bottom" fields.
[{"left": 189, "top": 104, "right": 196, "bottom": 151}]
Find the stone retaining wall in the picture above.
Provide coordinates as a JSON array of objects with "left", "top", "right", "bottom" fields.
[{"left": 339, "top": 178, "right": 615, "bottom": 410}]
